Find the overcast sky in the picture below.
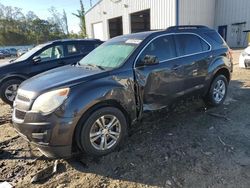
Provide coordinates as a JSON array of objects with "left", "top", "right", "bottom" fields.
[{"left": 1, "top": 0, "right": 99, "bottom": 33}]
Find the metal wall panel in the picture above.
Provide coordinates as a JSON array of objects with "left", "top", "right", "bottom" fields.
[
  {"left": 215, "top": 0, "right": 250, "bottom": 47},
  {"left": 85, "top": 0, "right": 176, "bottom": 40},
  {"left": 179, "top": 0, "right": 216, "bottom": 28}
]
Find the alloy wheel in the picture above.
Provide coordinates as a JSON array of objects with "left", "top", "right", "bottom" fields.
[
  {"left": 4, "top": 84, "right": 19, "bottom": 102},
  {"left": 213, "top": 79, "right": 226, "bottom": 103},
  {"left": 89, "top": 115, "right": 121, "bottom": 151}
]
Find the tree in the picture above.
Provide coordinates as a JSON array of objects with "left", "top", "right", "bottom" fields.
[
  {"left": 48, "top": 7, "right": 69, "bottom": 36},
  {"left": 0, "top": 3, "right": 67, "bottom": 45},
  {"left": 72, "top": 0, "right": 86, "bottom": 38},
  {"left": 62, "top": 10, "right": 69, "bottom": 35}
]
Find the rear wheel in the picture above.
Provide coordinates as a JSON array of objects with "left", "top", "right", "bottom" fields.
[
  {"left": 77, "top": 107, "right": 128, "bottom": 156},
  {"left": 205, "top": 75, "right": 228, "bottom": 107},
  {"left": 0, "top": 79, "right": 22, "bottom": 105}
]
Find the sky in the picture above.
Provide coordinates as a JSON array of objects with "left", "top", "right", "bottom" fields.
[{"left": 0, "top": 0, "right": 99, "bottom": 33}]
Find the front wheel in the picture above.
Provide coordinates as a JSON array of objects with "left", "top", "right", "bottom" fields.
[
  {"left": 0, "top": 79, "right": 22, "bottom": 105},
  {"left": 77, "top": 107, "right": 128, "bottom": 156},
  {"left": 205, "top": 75, "right": 228, "bottom": 107}
]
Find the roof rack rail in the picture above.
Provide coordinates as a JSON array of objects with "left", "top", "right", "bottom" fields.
[{"left": 167, "top": 25, "right": 210, "bottom": 31}]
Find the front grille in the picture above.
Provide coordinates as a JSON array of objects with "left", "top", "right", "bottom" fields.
[{"left": 15, "top": 109, "right": 26, "bottom": 120}]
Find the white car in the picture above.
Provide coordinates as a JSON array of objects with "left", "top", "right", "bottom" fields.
[{"left": 239, "top": 46, "right": 250, "bottom": 68}]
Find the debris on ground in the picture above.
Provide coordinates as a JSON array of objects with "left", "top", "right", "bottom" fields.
[
  {"left": 207, "top": 112, "right": 231, "bottom": 121},
  {"left": 30, "top": 160, "right": 59, "bottom": 183},
  {"left": 0, "top": 113, "right": 11, "bottom": 125}
]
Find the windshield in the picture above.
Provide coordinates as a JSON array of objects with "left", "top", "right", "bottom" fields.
[
  {"left": 79, "top": 40, "right": 139, "bottom": 69},
  {"left": 14, "top": 44, "right": 46, "bottom": 62}
]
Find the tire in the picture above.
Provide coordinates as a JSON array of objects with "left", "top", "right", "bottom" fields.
[
  {"left": 0, "top": 79, "right": 22, "bottom": 105},
  {"left": 205, "top": 75, "right": 228, "bottom": 107},
  {"left": 77, "top": 107, "right": 128, "bottom": 157}
]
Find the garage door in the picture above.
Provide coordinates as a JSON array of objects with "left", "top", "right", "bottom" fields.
[
  {"left": 131, "top": 9, "right": 150, "bottom": 33},
  {"left": 93, "top": 22, "right": 104, "bottom": 40}
]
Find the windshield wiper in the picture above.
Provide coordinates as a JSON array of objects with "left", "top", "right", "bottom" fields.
[{"left": 86, "top": 63, "right": 105, "bottom": 70}]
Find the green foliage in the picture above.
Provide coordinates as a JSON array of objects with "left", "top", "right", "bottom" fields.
[
  {"left": 72, "top": 0, "right": 87, "bottom": 38},
  {"left": 0, "top": 3, "right": 78, "bottom": 46}
]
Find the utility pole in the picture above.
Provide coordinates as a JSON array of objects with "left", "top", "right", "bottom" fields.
[{"left": 90, "top": 0, "right": 93, "bottom": 7}]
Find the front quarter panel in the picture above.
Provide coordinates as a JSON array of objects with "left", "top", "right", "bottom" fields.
[{"left": 54, "top": 70, "right": 136, "bottom": 145}]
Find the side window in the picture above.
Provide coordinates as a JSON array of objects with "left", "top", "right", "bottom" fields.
[
  {"left": 67, "top": 44, "right": 80, "bottom": 56},
  {"left": 38, "top": 45, "right": 64, "bottom": 62},
  {"left": 139, "top": 35, "right": 177, "bottom": 62},
  {"left": 175, "top": 34, "right": 210, "bottom": 56}
]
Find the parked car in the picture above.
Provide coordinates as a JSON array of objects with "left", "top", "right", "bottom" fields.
[
  {"left": 0, "top": 50, "right": 11, "bottom": 58},
  {"left": 12, "top": 26, "right": 233, "bottom": 158},
  {"left": 8, "top": 48, "right": 18, "bottom": 57},
  {"left": 0, "top": 39, "right": 103, "bottom": 105},
  {"left": 0, "top": 51, "right": 5, "bottom": 59},
  {"left": 239, "top": 45, "right": 250, "bottom": 68},
  {"left": 17, "top": 48, "right": 28, "bottom": 57}
]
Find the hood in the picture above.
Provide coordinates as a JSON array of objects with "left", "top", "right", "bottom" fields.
[
  {"left": 19, "top": 65, "right": 108, "bottom": 99},
  {"left": 0, "top": 59, "right": 21, "bottom": 68},
  {"left": 0, "top": 60, "right": 24, "bottom": 77}
]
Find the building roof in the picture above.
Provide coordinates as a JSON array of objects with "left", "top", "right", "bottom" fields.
[{"left": 85, "top": 0, "right": 104, "bottom": 15}]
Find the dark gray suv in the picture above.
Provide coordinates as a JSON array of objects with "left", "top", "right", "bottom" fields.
[{"left": 12, "top": 26, "right": 233, "bottom": 158}]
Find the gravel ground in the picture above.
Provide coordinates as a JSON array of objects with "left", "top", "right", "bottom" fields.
[{"left": 1, "top": 50, "right": 250, "bottom": 188}]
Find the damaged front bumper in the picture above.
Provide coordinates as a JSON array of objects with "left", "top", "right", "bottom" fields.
[{"left": 12, "top": 110, "right": 74, "bottom": 158}]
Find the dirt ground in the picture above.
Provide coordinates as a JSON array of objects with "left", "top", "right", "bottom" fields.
[{"left": 1, "top": 50, "right": 250, "bottom": 188}]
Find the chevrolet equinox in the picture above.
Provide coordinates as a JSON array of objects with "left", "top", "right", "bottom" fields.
[{"left": 12, "top": 26, "right": 233, "bottom": 158}]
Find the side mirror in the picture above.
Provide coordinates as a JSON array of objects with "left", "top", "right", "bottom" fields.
[
  {"left": 32, "top": 56, "right": 41, "bottom": 64},
  {"left": 141, "top": 55, "right": 159, "bottom": 66}
]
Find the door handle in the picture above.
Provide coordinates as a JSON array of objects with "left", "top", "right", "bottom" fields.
[{"left": 172, "top": 64, "right": 181, "bottom": 71}]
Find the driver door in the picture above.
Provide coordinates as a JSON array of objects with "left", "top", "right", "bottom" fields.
[
  {"left": 30, "top": 45, "right": 65, "bottom": 76},
  {"left": 134, "top": 35, "right": 185, "bottom": 111}
]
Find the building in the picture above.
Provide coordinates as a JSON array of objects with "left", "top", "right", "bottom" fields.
[{"left": 85, "top": 0, "right": 250, "bottom": 48}]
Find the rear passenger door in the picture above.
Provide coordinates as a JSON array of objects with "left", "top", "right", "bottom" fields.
[{"left": 174, "top": 33, "right": 211, "bottom": 95}]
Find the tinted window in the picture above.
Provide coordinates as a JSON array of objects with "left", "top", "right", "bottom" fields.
[
  {"left": 205, "top": 31, "right": 225, "bottom": 45},
  {"left": 79, "top": 43, "right": 99, "bottom": 53},
  {"left": 67, "top": 44, "right": 79, "bottom": 56},
  {"left": 38, "top": 45, "right": 64, "bottom": 62},
  {"left": 175, "top": 34, "right": 210, "bottom": 56},
  {"left": 139, "top": 35, "right": 176, "bottom": 62}
]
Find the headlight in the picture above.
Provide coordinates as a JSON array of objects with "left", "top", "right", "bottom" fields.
[{"left": 32, "top": 88, "right": 70, "bottom": 113}]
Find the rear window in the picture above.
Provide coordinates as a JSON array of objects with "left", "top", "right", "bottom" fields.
[
  {"left": 175, "top": 34, "right": 210, "bottom": 56},
  {"left": 205, "top": 32, "right": 225, "bottom": 45}
]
